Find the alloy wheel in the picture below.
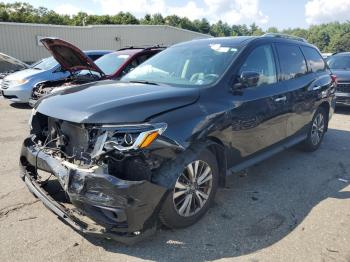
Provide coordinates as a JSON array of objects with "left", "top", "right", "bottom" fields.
[
  {"left": 311, "top": 113, "right": 325, "bottom": 146},
  {"left": 173, "top": 160, "right": 213, "bottom": 217}
]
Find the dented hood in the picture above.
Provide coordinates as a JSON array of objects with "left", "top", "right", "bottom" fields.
[
  {"left": 35, "top": 80, "right": 199, "bottom": 124},
  {"left": 40, "top": 38, "right": 104, "bottom": 75}
]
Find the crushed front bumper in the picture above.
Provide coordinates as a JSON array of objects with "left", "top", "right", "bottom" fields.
[{"left": 19, "top": 137, "right": 167, "bottom": 244}]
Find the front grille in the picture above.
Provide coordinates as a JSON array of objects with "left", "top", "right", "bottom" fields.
[
  {"left": 337, "top": 82, "right": 350, "bottom": 93},
  {"left": 1, "top": 79, "right": 11, "bottom": 89}
]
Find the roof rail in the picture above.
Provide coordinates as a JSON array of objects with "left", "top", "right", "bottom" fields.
[
  {"left": 262, "top": 33, "right": 308, "bottom": 43},
  {"left": 118, "top": 45, "right": 167, "bottom": 51}
]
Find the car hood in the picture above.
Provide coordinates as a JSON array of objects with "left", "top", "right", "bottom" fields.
[
  {"left": 330, "top": 69, "right": 350, "bottom": 82},
  {"left": 4, "top": 68, "right": 47, "bottom": 80},
  {"left": 0, "top": 52, "right": 29, "bottom": 73},
  {"left": 40, "top": 38, "right": 104, "bottom": 75},
  {"left": 35, "top": 81, "right": 200, "bottom": 124}
]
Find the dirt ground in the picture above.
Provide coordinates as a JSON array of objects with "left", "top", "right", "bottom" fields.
[{"left": 0, "top": 98, "right": 349, "bottom": 262}]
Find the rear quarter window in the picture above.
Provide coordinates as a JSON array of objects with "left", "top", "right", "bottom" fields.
[
  {"left": 301, "top": 46, "right": 326, "bottom": 73},
  {"left": 276, "top": 44, "right": 307, "bottom": 81}
]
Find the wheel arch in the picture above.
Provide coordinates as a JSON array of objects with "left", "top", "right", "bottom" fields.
[
  {"left": 206, "top": 136, "right": 227, "bottom": 188},
  {"left": 319, "top": 101, "right": 330, "bottom": 131}
]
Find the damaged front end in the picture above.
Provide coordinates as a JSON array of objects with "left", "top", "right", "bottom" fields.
[
  {"left": 29, "top": 73, "right": 102, "bottom": 107},
  {"left": 19, "top": 111, "right": 176, "bottom": 244}
]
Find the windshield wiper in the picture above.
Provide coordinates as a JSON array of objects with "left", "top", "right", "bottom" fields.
[{"left": 128, "top": 80, "right": 159, "bottom": 85}]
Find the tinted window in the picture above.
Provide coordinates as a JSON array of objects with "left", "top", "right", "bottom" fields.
[
  {"left": 327, "top": 55, "right": 350, "bottom": 70},
  {"left": 239, "top": 44, "right": 277, "bottom": 87},
  {"left": 301, "top": 46, "right": 326, "bottom": 73},
  {"left": 276, "top": 44, "right": 307, "bottom": 81},
  {"left": 95, "top": 53, "right": 130, "bottom": 75}
]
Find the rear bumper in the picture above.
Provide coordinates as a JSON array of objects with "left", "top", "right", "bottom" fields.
[
  {"left": 335, "top": 92, "right": 350, "bottom": 106},
  {"left": 19, "top": 137, "right": 167, "bottom": 244}
]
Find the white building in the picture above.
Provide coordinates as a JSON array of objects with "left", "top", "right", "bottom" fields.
[{"left": 0, "top": 22, "right": 211, "bottom": 63}]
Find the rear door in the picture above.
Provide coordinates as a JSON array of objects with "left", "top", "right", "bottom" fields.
[
  {"left": 228, "top": 44, "right": 290, "bottom": 158},
  {"left": 275, "top": 43, "right": 330, "bottom": 137}
]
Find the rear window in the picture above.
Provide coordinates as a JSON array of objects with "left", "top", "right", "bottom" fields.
[
  {"left": 276, "top": 44, "right": 307, "bottom": 81},
  {"left": 301, "top": 46, "right": 326, "bottom": 73}
]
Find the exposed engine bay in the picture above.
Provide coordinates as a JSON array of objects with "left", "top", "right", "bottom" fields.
[
  {"left": 31, "top": 72, "right": 101, "bottom": 102},
  {"left": 30, "top": 112, "right": 166, "bottom": 181}
]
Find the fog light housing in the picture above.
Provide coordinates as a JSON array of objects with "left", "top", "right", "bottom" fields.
[{"left": 69, "top": 172, "right": 85, "bottom": 193}]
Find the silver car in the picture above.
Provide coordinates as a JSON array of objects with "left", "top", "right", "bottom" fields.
[{"left": 1, "top": 50, "right": 111, "bottom": 103}]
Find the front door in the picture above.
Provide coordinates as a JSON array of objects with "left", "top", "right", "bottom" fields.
[{"left": 228, "top": 44, "right": 290, "bottom": 163}]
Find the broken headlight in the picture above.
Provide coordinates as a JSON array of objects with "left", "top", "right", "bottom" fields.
[{"left": 91, "top": 123, "right": 167, "bottom": 157}]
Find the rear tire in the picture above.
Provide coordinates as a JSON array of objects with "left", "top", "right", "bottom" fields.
[
  {"left": 159, "top": 149, "right": 219, "bottom": 229},
  {"left": 300, "top": 107, "right": 327, "bottom": 152}
]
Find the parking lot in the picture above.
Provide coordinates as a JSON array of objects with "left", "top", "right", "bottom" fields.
[{"left": 0, "top": 98, "right": 349, "bottom": 262}]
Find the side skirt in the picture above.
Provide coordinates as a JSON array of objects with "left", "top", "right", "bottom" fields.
[{"left": 228, "top": 134, "right": 307, "bottom": 175}]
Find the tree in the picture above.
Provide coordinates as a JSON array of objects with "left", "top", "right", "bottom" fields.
[
  {"left": 2, "top": 1, "right": 350, "bottom": 52},
  {"left": 329, "top": 33, "right": 350, "bottom": 52}
]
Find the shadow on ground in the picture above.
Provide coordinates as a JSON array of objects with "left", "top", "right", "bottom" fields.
[
  {"left": 72, "top": 128, "right": 350, "bottom": 261},
  {"left": 9, "top": 102, "right": 32, "bottom": 110}
]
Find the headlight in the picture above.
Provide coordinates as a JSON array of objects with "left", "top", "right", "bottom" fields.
[
  {"left": 91, "top": 123, "right": 167, "bottom": 157},
  {"left": 28, "top": 108, "right": 37, "bottom": 128},
  {"left": 13, "top": 79, "right": 28, "bottom": 85}
]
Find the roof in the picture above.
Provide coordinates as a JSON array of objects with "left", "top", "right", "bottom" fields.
[
  {"left": 173, "top": 36, "right": 256, "bottom": 48},
  {"left": 0, "top": 22, "right": 211, "bottom": 38},
  {"left": 332, "top": 52, "right": 350, "bottom": 56},
  {"left": 84, "top": 50, "right": 114, "bottom": 55}
]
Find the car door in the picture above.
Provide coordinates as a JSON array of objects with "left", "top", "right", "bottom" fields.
[
  {"left": 228, "top": 44, "right": 290, "bottom": 159},
  {"left": 275, "top": 43, "right": 328, "bottom": 138}
]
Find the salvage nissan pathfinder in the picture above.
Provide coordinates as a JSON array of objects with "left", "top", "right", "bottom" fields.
[{"left": 20, "top": 34, "right": 336, "bottom": 244}]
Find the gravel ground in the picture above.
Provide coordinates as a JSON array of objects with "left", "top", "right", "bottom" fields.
[{"left": 0, "top": 98, "right": 349, "bottom": 262}]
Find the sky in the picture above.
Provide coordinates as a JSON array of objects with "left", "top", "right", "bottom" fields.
[{"left": 2, "top": 0, "right": 350, "bottom": 30}]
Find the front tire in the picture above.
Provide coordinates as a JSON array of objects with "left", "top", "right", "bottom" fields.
[
  {"left": 159, "top": 149, "right": 219, "bottom": 229},
  {"left": 301, "top": 107, "right": 327, "bottom": 152}
]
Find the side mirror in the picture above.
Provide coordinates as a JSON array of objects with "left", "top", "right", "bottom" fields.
[{"left": 239, "top": 71, "right": 260, "bottom": 88}]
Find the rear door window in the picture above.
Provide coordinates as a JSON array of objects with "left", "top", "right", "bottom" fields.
[
  {"left": 238, "top": 44, "right": 277, "bottom": 87},
  {"left": 276, "top": 44, "right": 307, "bottom": 81},
  {"left": 301, "top": 46, "right": 326, "bottom": 73}
]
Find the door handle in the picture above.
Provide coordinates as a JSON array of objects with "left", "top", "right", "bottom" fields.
[
  {"left": 313, "top": 85, "right": 321, "bottom": 91},
  {"left": 274, "top": 96, "right": 286, "bottom": 102}
]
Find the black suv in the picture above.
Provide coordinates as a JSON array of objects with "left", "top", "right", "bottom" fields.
[
  {"left": 20, "top": 34, "right": 336, "bottom": 244},
  {"left": 327, "top": 52, "right": 350, "bottom": 106}
]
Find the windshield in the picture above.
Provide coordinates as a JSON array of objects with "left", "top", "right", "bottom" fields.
[
  {"left": 33, "top": 57, "right": 58, "bottom": 70},
  {"left": 95, "top": 53, "right": 130, "bottom": 75},
  {"left": 327, "top": 55, "right": 350, "bottom": 70},
  {"left": 122, "top": 43, "right": 240, "bottom": 86}
]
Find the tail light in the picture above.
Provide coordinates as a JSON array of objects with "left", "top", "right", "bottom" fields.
[{"left": 331, "top": 74, "right": 337, "bottom": 86}]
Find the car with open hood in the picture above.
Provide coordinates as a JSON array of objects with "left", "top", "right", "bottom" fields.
[
  {"left": 20, "top": 34, "right": 336, "bottom": 244},
  {"left": 1, "top": 41, "right": 111, "bottom": 103},
  {"left": 0, "top": 52, "right": 29, "bottom": 85},
  {"left": 327, "top": 52, "right": 350, "bottom": 106},
  {"left": 29, "top": 38, "right": 165, "bottom": 106}
]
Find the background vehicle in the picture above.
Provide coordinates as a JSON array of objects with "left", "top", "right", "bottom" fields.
[
  {"left": 0, "top": 52, "right": 29, "bottom": 84},
  {"left": 327, "top": 52, "right": 350, "bottom": 106},
  {"left": 20, "top": 35, "right": 336, "bottom": 244},
  {"left": 0, "top": 48, "right": 111, "bottom": 103},
  {"left": 29, "top": 39, "right": 165, "bottom": 105}
]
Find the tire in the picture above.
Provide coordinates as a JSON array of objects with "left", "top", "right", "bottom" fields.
[
  {"left": 159, "top": 148, "right": 219, "bottom": 229},
  {"left": 300, "top": 107, "right": 327, "bottom": 152}
]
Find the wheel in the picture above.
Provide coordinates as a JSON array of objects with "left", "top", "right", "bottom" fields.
[
  {"left": 159, "top": 149, "right": 219, "bottom": 229},
  {"left": 300, "top": 107, "right": 327, "bottom": 152}
]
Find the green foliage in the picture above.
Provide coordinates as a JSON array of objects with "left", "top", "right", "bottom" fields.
[{"left": 1, "top": 2, "right": 350, "bottom": 52}]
